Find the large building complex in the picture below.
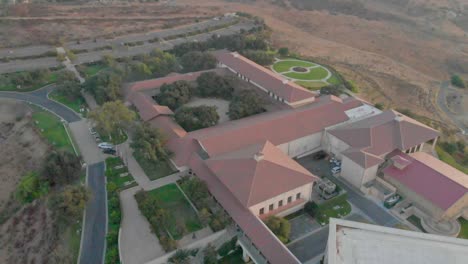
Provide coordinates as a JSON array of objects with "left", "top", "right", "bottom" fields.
[{"left": 125, "top": 50, "right": 467, "bottom": 264}]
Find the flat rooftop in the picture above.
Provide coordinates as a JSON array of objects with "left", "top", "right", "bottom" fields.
[{"left": 327, "top": 218, "right": 468, "bottom": 264}]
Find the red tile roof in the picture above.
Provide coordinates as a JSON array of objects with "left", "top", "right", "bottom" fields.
[
  {"left": 383, "top": 151, "right": 468, "bottom": 210},
  {"left": 148, "top": 116, "right": 186, "bottom": 139},
  {"left": 213, "top": 50, "right": 316, "bottom": 104},
  {"left": 183, "top": 96, "right": 362, "bottom": 158},
  {"left": 188, "top": 154, "right": 301, "bottom": 264},
  {"left": 329, "top": 110, "right": 439, "bottom": 168},
  {"left": 129, "top": 93, "right": 173, "bottom": 121},
  {"left": 205, "top": 141, "right": 316, "bottom": 207}
]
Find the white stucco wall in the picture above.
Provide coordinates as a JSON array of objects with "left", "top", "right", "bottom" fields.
[
  {"left": 249, "top": 183, "right": 313, "bottom": 217},
  {"left": 323, "top": 133, "right": 350, "bottom": 159},
  {"left": 341, "top": 156, "right": 366, "bottom": 188},
  {"left": 277, "top": 132, "right": 323, "bottom": 158}
]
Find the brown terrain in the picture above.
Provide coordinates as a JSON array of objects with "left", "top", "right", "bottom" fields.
[
  {"left": 1, "top": 0, "right": 467, "bottom": 132},
  {"left": 0, "top": 99, "right": 74, "bottom": 264}
]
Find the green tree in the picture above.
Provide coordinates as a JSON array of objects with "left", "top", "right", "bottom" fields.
[
  {"left": 175, "top": 105, "right": 219, "bottom": 131},
  {"left": 88, "top": 100, "right": 136, "bottom": 140},
  {"left": 304, "top": 202, "right": 319, "bottom": 217},
  {"left": 16, "top": 171, "right": 48, "bottom": 204},
  {"left": 203, "top": 244, "right": 217, "bottom": 264},
  {"left": 242, "top": 49, "right": 274, "bottom": 65},
  {"left": 41, "top": 150, "right": 82, "bottom": 187},
  {"left": 31, "top": 68, "right": 51, "bottom": 84},
  {"left": 50, "top": 185, "right": 90, "bottom": 221},
  {"left": 374, "top": 103, "right": 384, "bottom": 110},
  {"left": 131, "top": 123, "right": 171, "bottom": 162},
  {"left": 265, "top": 216, "right": 291, "bottom": 243},
  {"left": 156, "top": 80, "right": 193, "bottom": 110},
  {"left": 196, "top": 72, "right": 235, "bottom": 99},
  {"left": 320, "top": 85, "right": 342, "bottom": 96},
  {"left": 56, "top": 80, "right": 82, "bottom": 101},
  {"left": 84, "top": 71, "right": 123, "bottom": 104},
  {"left": 228, "top": 90, "right": 265, "bottom": 120},
  {"left": 102, "top": 54, "right": 117, "bottom": 68},
  {"left": 179, "top": 51, "right": 217, "bottom": 72},
  {"left": 278, "top": 47, "right": 289, "bottom": 57},
  {"left": 199, "top": 208, "right": 212, "bottom": 226},
  {"left": 146, "top": 49, "right": 179, "bottom": 77},
  {"left": 451, "top": 74, "right": 466, "bottom": 88}
]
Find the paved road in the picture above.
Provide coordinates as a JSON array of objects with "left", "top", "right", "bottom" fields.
[
  {"left": 0, "top": 87, "right": 81, "bottom": 122},
  {"left": 79, "top": 162, "right": 107, "bottom": 264},
  {"left": 437, "top": 80, "right": 467, "bottom": 134}
]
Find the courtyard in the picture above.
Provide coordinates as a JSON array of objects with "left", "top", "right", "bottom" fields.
[{"left": 185, "top": 97, "right": 230, "bottom": 123}]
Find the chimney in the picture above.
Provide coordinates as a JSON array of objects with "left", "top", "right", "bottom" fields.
[{"left": 254, "top": 151, "right": 264, "bottom": 162}]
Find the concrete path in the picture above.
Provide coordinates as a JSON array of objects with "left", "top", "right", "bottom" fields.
[
  {"left": 79, "top": 162, "right": 107, "bottom": 264},
  {"left": 118, "top": 141, "right": 152, "bottom": 187},
  {"left": 120, "top": 186, "right": 165, "bottom": 264},
  {"left": 69, "top": 120, "right": 105, "bottom": 164}
]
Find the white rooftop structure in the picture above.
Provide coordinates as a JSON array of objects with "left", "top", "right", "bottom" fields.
[
  {"left": 344, "top": 104, "right": 381, "bottom": 121},
  {"left": 326, "top": 218, "right": 468, "bottom": 264}
]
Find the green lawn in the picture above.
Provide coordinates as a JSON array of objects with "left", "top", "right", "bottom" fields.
[
  {"left": 284, "top": 67, "right": 329, "bottom": 80},
  {"left": 49, "top": 90, "right": 87, "bottom": 114},
  {"left": 407, "top": 215, "right": 426, "bottom": 233},
  {"left": 458, "top": 218, "right": 468, "bottom": 239},
  {"left": 32, "top": 110, "right": 75, "bottom": 153},
  {"left": 77, "top": 63, "right": 106, "bottom": 78},
  {"left": 148, "top": 184, "right": 203, "bottom": 240},
  {"left": 134, "top": 152, "right": 177, "bottom": 180},
  {"left": 295, "top": 80, "right": 328, "bottom": 91},
  {"left": 315, "top": 194, "right": 352, "bottom": 225},
  {"left": 0, "top": 71, "right": 58, "bottom": 92},
  {"left": 327, "top": 74, "right": 342, "bottom": 85},
  {"left": 272, "top": 60, "right": 317, "bottom": 73},
  {"left": 436, "top": 146, "right": 468, "bottom": 174}
]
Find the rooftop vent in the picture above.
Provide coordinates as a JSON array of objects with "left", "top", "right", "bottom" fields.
[
  {"left": 282, "top": 79, "right": 288, "bottom": 84},
  {"left": 391, "top": 155, "right": 411, "bottom": 170},
  {"left": 233, "top": 52, "right": 239, "bottom": 58},
  {"left": 254, "top": 151, "right": 264, "bottom": 162},
  {"left": 395, "top": 114, "right": 403, "bottom": 122}
]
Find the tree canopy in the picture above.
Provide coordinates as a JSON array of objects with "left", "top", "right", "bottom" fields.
[
  {"left": 179, "top": 51, "right": 217, "bottom": 73},
  {"left": 84, "top": 71, "right": 123, "bottom": 104},
  {"left": 156, "top": 80, "right": 193, "bottom": 110},
  {"left": 265, "top": 216, "right": 291, "bottom": 243},
  {"left": 196, "top": 72, "right": 235, "bottom": 99},
  {"left": 130, "top": 123, "right": 171, "bottom": 162},
  {"left": 241, "top": 49, "right": 274, "bottom": 65},
  {"left": 50, "top": 185, "right": 90, "bottom": 221},
  {"left": 228, "top": 90, "right": 265, "bottom": 120},
  {"left": 175, "top": 105, "right": 219, "bottom": 132},
  {"left": 88, "top": 100, "right": 136, "bottom": 139},
  {"left": 41, "top": 150, "right": 82, "bottom": 187}
]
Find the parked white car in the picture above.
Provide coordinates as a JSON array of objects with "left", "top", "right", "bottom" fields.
[
  {"left": 331, "top": 166, "right": 341, "bottom": 174},
  {"left": 98, "top": 142, "right": 114, "bottom": 149}
]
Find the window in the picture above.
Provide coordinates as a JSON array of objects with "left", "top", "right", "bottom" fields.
[
  {"left": 296, "top": 193, "right": 301, "bottom": 200},
  {"left": 259, "top": 208, "right": 264, "bottom": 215},
  {"left": 269, "top": 204, "right": 274, "bottom": 211},
  {"left": 287, "top": 196, "right": 292, "bottom": 203},
  {"left": 278, "top": 200, "right": 283, "bottom": 207}
]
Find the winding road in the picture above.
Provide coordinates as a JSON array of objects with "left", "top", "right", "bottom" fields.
[{"left": 0, "top": 87, "right": 107, "bottom": 264}]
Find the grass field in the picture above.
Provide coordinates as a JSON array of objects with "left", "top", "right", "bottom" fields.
[
  {"left": 49, "top": 90, "right": 87, "bottom": 114},
  {"left": 32, "top": 110, "right": 75, "bottom": 153},
  {"left": 148, "top": 184, "right": 203, "bottom": 240},
  {"left": 295, "top": 80, "right": 328, "bottom": 90},
  {"left": 134, "top": 152, "right": 177, "bottom": 180},
  {"left": 105, "top": 157, "right": 137, "bottom": 190},
  {"left": 316, "top": 200, "right": 351, "bottom": 225},
  {"left": 283, "top": 67, "right": 329, "bottom": 80},
  {"left": 0, "top": 71, "right": 58, "bottom": 92},
  {"left": 458, "top": 218, "right": 468, "bottom": 239},
  {"left": 272, "top": 60, "right": 317, "bottom": 73},
  {"left": 327, "top": 74, "right": 342, "bottom": 85}
]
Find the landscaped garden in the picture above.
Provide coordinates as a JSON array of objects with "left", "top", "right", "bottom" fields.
[
  {"left": 271, "top": 58, "right": 342, "bottom": 91},
  {"left": 133, "top": 152, "right": 177, "bottom": 180},
  {"left": 49, "top": 89, "right": 87, "bottom": 114},
  {"left": 305, "top": 193, "right": 352, "bottom": 225},
  {"left": 32, "top": 109, "right": 76, "bottom": 154},
  {"left": 104, "top": 157, "right": 137, "bottom": 264},
  {"left": 135, "top": 183, "right": 205, "bottom": 251}
]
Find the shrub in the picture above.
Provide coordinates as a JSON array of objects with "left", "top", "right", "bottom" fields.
[
  {"left": 304, "top": 202, "right": 319, "bottom": 217},
  {"left": 241, "top": 49, "right": 274, "bottom": 65},
  {"left": 179, "top": 51, "right": 217, "bottom": 72},
  {"left": 196, "top": 72, "right": 234, "bottom": 99},
  {"left": 451, "top": 74, "right": 466, "bottom": 88},
  {"left": 218, "top": 237, "right": 238, "bottom": 257},
  {"left": 265, "top": 216, "right": 291, "bottom": 243},
  {"left": 156, "top": 80, "right": 193, "bottom": 110},
  {"left": 278, "top": 47, "right": 289, "bottom": 56},
  {"left": 374, "top": 103, "right": 384, "bottom": 110}
]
